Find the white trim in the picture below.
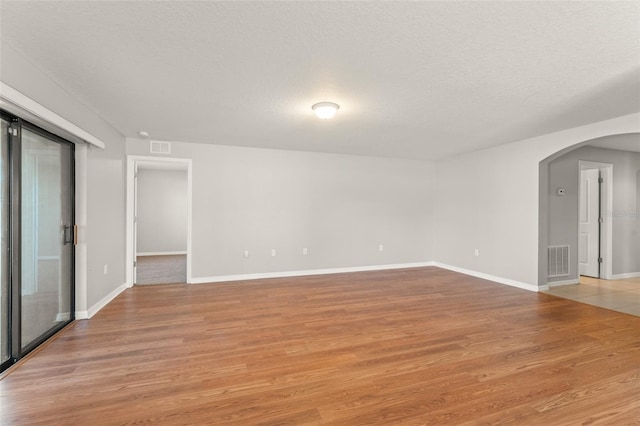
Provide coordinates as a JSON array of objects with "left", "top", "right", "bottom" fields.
[
  {"left": 610, "top": 272, "right": 640, "bottom": 280},
  {"left": 126, "top": 158, "right": 134, "bottom": 287},
  {"left": 75, "top": 310, "right": 89, "bottom": 320},
  {"left": 547, "top": 279, "right": 580, "bottom": 287},
  {"left": 136, "top": 251, "right": 187, "bottom": 257},
  {"left": 432, "top": 262, "right": 543, "bottom": 292},
  {"left": 75, "top": 282, "right": 127, "bottom": 320},
  {"left": 126, "top": 155, "right": 193, "bottom": 287},
  {"left": 0, "top": 82, "right": 105, "bottom": 149},
  {"left": 190, "top": 262, "right": 435, "bottom": 284},
  {"left": 186, "top": 162, "right": 193, "bottom": 283},
  {"left": 75, "top": 144, "right": 88, "bottom": 315}
]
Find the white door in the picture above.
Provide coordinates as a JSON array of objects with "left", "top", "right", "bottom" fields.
[{"left": 578, "top": 168, "right": 600, "bottom": 277}]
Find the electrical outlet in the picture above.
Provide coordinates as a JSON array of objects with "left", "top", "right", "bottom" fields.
[
  {"left": 271, "top": 249, "right": 276, "bottom": 257},
  {"left": 103, "top": 264, "right": 108, "bottom": 275},
  {"left": 379, "top": 244, "right": 384, "bottom": 252},
  {"left": 302, "top": 247, "right": 308, "bottom": 255},
  {"left": 474, "top": 249, "right": 479, "bottom": 257},
  {"left": 243, "top": 250, "right": 249, "bottom": 258}
]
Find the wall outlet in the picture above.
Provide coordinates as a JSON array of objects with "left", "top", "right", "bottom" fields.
[
  {"left": 243, "top": 250, "right": 249, "bottom": 258},
  {"left": 379, "top": 244, "right": 384, "bottom": 252},
  {"left": 103, "top": 264, "right": 108, "bottom": 275},
  {"left": 302, "top": 247, "right": 308, "bottom": 255},
  {"left": 474, "top": 249, "right": 479, "bottom": 257},
  {"left": 271, "top": 249, "right": 276, "bottom": 257}
]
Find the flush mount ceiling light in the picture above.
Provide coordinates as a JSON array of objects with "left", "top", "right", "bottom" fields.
[
  {"left": 312, "top": 102, "right": 340, "bottom": 119},
  {"left": 138, "top": 130, "right": 150, "bottom": 138}
]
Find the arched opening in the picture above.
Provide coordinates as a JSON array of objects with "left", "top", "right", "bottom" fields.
[{"left": 539, "top": 132, "right": 640, "bottom": 314}]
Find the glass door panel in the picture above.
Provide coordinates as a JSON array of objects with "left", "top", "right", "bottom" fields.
[
  {"left": 0, "top": 111, "right": 74, "bottom": 373},
  {"left": 20, "top": 127, "right": 73, "bottom": 351},
  {"left": 1, "top": 118, "right": 9, "bottom": 365}
]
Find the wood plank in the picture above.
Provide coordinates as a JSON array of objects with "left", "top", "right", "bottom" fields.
[{"left": 1, "top": 267, "right": 639, "bottom": 424}]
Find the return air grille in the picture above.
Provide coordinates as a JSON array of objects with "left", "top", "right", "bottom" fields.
[
  {"left": 150, "top": 140, "right": 171, "bottom": 154},
  {"left": 548, "top": 245, "right": 569, "bottom": 277}
]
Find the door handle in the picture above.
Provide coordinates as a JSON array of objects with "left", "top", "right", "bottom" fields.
[{"left": 63, "top": 225, "right": 73, "bottom": 245}]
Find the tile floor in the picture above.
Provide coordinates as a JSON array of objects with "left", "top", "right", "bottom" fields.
[{"left": 544, "top": 276, "right": 640, "bottom": 316}]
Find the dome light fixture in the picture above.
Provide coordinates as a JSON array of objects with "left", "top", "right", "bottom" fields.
[{"left": 312, "top": 102, "right": 340, "bottom": 119}]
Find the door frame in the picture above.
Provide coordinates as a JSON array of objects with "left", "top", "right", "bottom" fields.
[
  {"left": 578, "top": 160, "right": 613, "bottom": 280},
  {"left": 1, "top": 112, "right": 76, "bottom": 370},
  {"left": 125, "top": 155, "right": 192, "bottom": 287}
]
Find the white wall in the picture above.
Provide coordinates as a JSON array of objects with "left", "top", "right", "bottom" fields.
[
  {"left": 1, "top": 46, "right": 127, "bottom": 310},
  {"left": 435, "top": 113, "right": 640, "bottom": 289},
  {"left": 3, "top": 37, "right": 638, "bottom": 296},
  {"left": 434, "top": 142, "right": 541, "bottom": 285},
  {"left": 127, "top": 139, "right": 435, "bottom": 280},
  {"left": 136, "top": 169, "right": 188, "bottom": 253},
  {"left": 547, "top": 143, "right": 640, "bottom": 280}
]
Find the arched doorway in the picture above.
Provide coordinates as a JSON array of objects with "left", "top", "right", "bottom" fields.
[{"left": 539, "top": 133, "right": 640, "bottom": 315}]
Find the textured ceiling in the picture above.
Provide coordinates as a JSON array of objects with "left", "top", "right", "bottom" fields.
[{"left": 1, "top": 1, "right": 639, "bottom": 160}]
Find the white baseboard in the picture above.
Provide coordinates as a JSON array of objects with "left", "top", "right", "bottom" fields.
[
  {"left": 75, "top": 282, "right": 127, "bottom": 320},
  {"left": 610, "top": 272, "right": 640, "bottom": 280},
  {"left": 70, "top": 262, "right": 547, "bottom": 320},
  {"left": 547, "top": 278, "right": 580, "bottom": 288},
  {"left": 190, "top": 261, "right": 435, "bottom": 284},
  {"left": 432, "top": 262, "right": 543, "bottom": 292},
  {"left": 75, "top": 310, "right": 89, "bottom": 320}
]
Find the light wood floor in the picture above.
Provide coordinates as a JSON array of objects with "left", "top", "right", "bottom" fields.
[
  {"left": 1, "top": 267, "right": 639, "bottom": 425},
  {"left": 136, "top": 254, "right": 187, "bottom": 285}
]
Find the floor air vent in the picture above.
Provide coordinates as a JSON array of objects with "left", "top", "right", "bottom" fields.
[
  {"left": 548, "top": 245, "right": 569, "bottom": 277},
  {"left": 150, "top": 140, "right": 171, "bottom": 154}
]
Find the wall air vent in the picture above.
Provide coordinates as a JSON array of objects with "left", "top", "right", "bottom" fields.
[
  {"left": 548, "top": 245, "right": 570, "bottom": 277},
  {"left": 150, "top": 140, "right": 171, "bottom": 155}
]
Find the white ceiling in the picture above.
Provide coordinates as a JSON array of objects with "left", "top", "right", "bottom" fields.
[{"left": 1, "top": 1, "right": 639, "bottom": 160}]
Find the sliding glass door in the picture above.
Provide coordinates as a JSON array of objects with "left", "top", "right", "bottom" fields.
[
  {"left": 1, "top": 118, "right": 10, "bottom": 368},
  {"left": 1, "top": 111, "right": 75, "bottom": 372}
]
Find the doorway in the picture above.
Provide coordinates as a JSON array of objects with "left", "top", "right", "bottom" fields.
[
  {"left": 126, "top": 156, "right": 192, "bottom": 287},
  {"left": 1, "top": 111, "right": 75, "bottom": 373},
  {"left": 578, "top": 161, "right": 613, "bottom": 280}
]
